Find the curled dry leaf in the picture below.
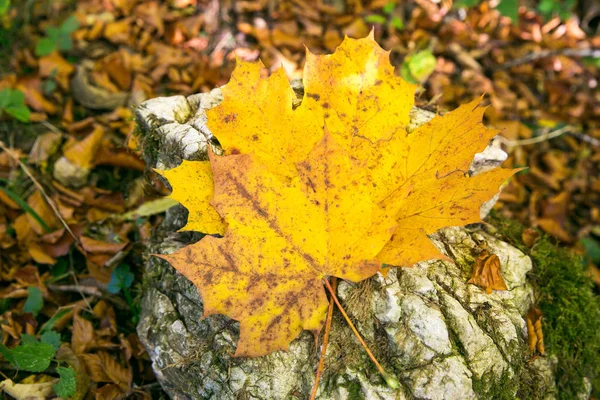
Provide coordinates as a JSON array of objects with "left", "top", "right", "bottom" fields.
[
  {"left": 467, "top": 249, "right": 509, "bottom": 294},
  {"left": 526, "top": 307, "right": 545, "bottom": 355},
  {"left": 156, "top": 35, "right": 518, "bottom": 357},
  {"left": 522, "top": 228, "right": 540, "bottom": 248}
]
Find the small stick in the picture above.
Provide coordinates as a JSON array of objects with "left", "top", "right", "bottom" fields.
[
  {"left": 47, "top": 284, "right": 102, "bottom": 297},
  {"left": 322, "top": 278, "right": 399, "bottom": 389},
  {"left": 571, "top": 131, "right": 600, "bottom": 148},
  {"left": 40, "top": 120, "right": 65, "bottom": 135},
  {"left": 310, "top": 277, "right": 338, "bottom": 400},
  {"left": 502, "top": 48, "right": 600, "bottom": 69},
  {"left": 496, "top": 125, "right": 572, "bottom": 147}
]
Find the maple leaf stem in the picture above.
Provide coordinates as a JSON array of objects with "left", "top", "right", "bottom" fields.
[
  {"left": 310, "top": 277, "right": 337, "bottom": 400},
  {"left": 322, "top": 277, "right": 397, "bottom": 386}
]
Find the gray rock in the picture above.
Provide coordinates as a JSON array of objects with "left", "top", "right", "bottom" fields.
[
  {"left": 135, "top": 96, "right": 192, "bottom": 131},
  {"left": 136, "top": 91, "right": 555, "bottom": 399},
  {"left": 71, "top": 60, "right": 128, "bottom": 110},
  {"left": 53, "top": 156, "right": 90, "bottom": 188}
]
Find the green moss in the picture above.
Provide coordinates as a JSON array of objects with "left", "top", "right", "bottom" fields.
[
  {"left": 472, "top": 368, "right": 519, "bottom": 400},
  {"left": 489, "top": 212, "right": 600, "bottom": 399},
  {"left": 342, "top": 378, "right": 364, "bottom": 400}
]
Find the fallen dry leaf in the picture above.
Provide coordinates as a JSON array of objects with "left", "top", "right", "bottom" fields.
[
  {"left": 26, "top": 191, "right": 60, "bottom": 235},
  {"left": 72, "top": 311, "right": 96, "bottom": 354},
  {"left": 467, "top": 250, "right": 509, "bottom": 294},
  {"left": 38, "top": 52, "right": 75, "bottom": 89},
  {"left": 63, "top": 125, "right": 105, "bottom": 169},
  {"left": 522, "top": 228, "right": 540, "bottom": 248},
  {"left": 81, "top": 352, "right": 132, "bottom": 393},
  {"left": 157, "top": 35, "right": 517, "bottom": 357},
  {"left": 0, "top": 377, "right": 57, "bottom": 400}
]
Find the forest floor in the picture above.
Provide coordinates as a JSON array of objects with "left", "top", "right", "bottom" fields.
[{"left": 0, "top": 1, "right": 599, "bottom": 398}]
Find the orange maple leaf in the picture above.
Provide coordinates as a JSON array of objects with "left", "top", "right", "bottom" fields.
[{"left": 156, "top": 34, "right": 518, "bottom": 357}]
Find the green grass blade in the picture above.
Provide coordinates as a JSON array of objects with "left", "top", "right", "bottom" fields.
[{"left": 0, "top": 186, "right": 52, "bottom": 232}]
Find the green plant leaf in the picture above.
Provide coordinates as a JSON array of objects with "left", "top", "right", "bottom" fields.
[
  {"left": 400, "top": 62, "right": 418, "bottom": 84},
  {"left": 35, "top": 37, "right": 56, "bottom": 56},
  {"left": 0, "top": 342, "right": 16, "bottom": 365},
  {"left": 20, "top": 334, "right": 38, "bottom": 345},
  {"left": 405, "top": 49, "right": 437, "bottom": 82},
  {"left": 537, "top": 0, "right": 575, "bottom": 19},
  {"left": 382, "top": 1, "right": 395, "bottom": 14},
  {"left": 390, "top": 16, "right": 404, "bottom": 30},
  {"left": 8, "top": 88, "right": 25, "bottom": 106},
  {"left": 583, "top": 57, "right": 600, "bottom": 68},
  {"left": 45, "top": 27, "right": 61, "bottom": 40},
  {"left": 53, "top": 366, "right": 77, "bottom": 398},
  {"left": 453, "top": 0, "right": 480, "bottom": 7},
  {"left": 0, "top": 0, "right": 10, "bottom": 15},
  {"left": 496, "top": 0, "right": 519, "bottom": 23},
  {"left": 107, "top": 264, "right": 134, "bottom": 294},
  {"left": 10, "top": 342, "right": 56, "bottom": 372},
  {"left": 50, "top": 258, "right": 69, "bottom": 278},
  {"left": 581, "top": 237, "right": 600, "bottom": 263},
  {"left": 537, "top": 0, "right": 554, "bottom": 15},
  {"left": 60, "top": 16, "right": 79, "bottom": 34},
  {"left": 40, "top": 331, "right": 61, "bottom": 350},
  {"left": 364, "top": 14, "right": 387, "bottom": 25},
  {"left": 56, "top": 35, "right": 73, "bottom": 51},
  {"left": 0, "top": 87, "right": 11, "bottom": 109},
  {"left": 24, "top": 287, "right": 44, "bottom": 316},
  {"left": 5, "top": 105, "right": 31, "bottom": 122},
  {"left": 0, "top": 298, "right": 10, "bottom": 314}
]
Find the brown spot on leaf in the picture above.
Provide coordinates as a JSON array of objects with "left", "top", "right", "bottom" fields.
[{"left": 223, "top": 114, "right": 237, "bottom": 123}]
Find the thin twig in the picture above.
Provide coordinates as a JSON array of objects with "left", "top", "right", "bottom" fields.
[
  {"left": 131, "top": 382, "right": 162, "bottom": 392},
  {"left": 570, "top": 131, "right": 600, "bottom": 147},
  {"left": 0, "top": 140, "right": 80, "bottom": 246},
  {"left": 40, "top": 120, "right": 65, "bottom": 135},
  {"left": 47, "top": 284, "right": 102, "bottom": 297},
  {"left": 322, "top": 279, "right": 386, "bottom": 377},
  {"left": 502, "top": 48, "right": 600, "bottom": 69},
  {"left": 0, "top": 144, "right": 91, "bottom": 311},
  {"left": 496, "top": 125, "right": 573, "bottom": 147},
  {"left": 310, "top": 277, "right": 337, "bottom": 400}
]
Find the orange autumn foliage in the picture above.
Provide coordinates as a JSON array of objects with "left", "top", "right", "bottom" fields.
[{"left": 156, "top": 34, "right": 518, "bottom": 357}]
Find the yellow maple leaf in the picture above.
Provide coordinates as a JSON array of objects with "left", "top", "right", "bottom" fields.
[
  {"left": 156, "top": 160, "right": 226, "bottom": 235},
  {"left": 156, "top": 34, "right": 519, "bottom": 357}
]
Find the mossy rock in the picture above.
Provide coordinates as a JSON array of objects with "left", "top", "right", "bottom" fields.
[
  {"left": 133, "top": 89, "right": 594, "bottom": 399},
  {"left": 488, "top": 212, "right": 600, "bottom": 400}
]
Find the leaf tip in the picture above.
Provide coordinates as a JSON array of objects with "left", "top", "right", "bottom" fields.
[{"left": 367, "top": 27, "right": 375, "bottom": 40}]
